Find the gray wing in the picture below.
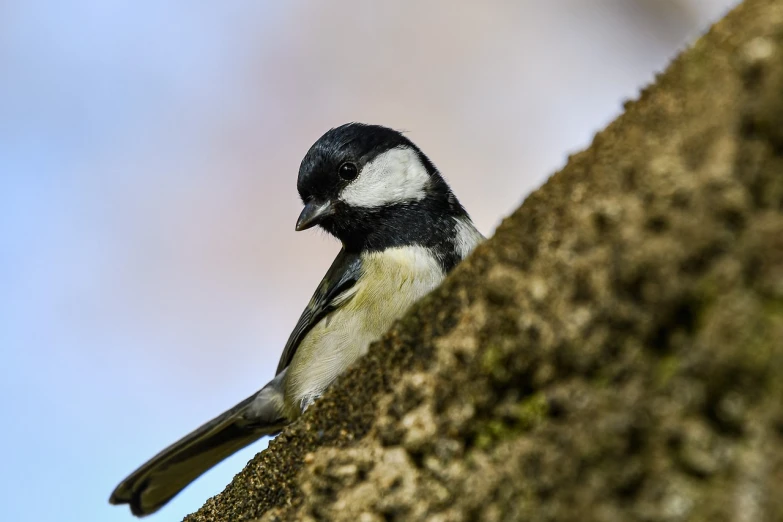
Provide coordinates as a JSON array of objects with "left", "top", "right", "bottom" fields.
[
  {"left": 275, "top": 248, "right": 362, "bottom": 375},
  {"left": 110, "top": 250, "right": 362, "bottom": 516}
]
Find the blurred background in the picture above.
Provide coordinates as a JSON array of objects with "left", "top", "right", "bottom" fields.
[{"left": 0, "top": 1, "right": 740, "bottom": 521}]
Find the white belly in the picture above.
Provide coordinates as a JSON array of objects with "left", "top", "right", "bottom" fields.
[{"left": 283, "top": 245, "right": 444, "bottom": 417}]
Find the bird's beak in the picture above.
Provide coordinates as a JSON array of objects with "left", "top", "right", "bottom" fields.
[{"left": 296, "top": 200, "right": 334, "bottom": 231}]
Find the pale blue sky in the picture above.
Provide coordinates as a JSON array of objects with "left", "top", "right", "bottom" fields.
[{"left": 1, "top": 2, "right": 738, "bottom": 521}]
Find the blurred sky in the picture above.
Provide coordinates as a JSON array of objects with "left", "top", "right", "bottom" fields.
[{"left": 0, "top": 1, "right": 740, "bottom": 521}]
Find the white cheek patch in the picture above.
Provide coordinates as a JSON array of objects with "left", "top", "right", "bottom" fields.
[
  {"left": 453, "top": 216, "right": 484, "bottom": 259},
  {"left": 339, "top": 147, "right": 430, "bottom": 208}
]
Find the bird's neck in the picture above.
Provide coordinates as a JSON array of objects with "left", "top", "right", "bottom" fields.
[{"left": 327, "top": 196, "right": 472, "bottom": 272}]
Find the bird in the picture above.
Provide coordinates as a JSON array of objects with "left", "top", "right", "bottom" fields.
[{"left": 109, "top": 123, "right": 484, "bottom": 516}]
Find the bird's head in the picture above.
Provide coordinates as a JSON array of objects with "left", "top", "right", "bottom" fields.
[{"left": 295, "top": 123, "right": 464, "bottom": 248}]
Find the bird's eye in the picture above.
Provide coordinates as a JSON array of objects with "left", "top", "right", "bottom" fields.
[{"left": 338, "top": 162, "right": 359, "bottom": 181}]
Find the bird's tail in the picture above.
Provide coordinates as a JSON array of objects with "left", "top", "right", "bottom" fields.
[{"left": 109, "top": 370, "right": 288, "bottom": 517}]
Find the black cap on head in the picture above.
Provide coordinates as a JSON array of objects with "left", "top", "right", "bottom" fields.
[
  {"left": 297, "top": 123, "right": 417, "bottom": 203},
  {"left": 294, "top": 123, "right": 468, "bottom": 254}
]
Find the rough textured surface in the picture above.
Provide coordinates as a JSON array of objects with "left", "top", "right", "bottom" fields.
[{"left": 186, "top": 0, "right": 783, "bottom": 520}]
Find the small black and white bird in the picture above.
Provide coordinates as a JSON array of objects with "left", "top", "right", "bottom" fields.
[{"left": 109, "top": 123, "right": 484, "bottom": 516}]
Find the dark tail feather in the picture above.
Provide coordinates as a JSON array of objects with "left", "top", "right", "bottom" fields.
[{"left": 109, "top": 372, "right": 287, "bottom": 517}]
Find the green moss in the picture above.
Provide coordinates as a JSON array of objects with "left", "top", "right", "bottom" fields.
[
  {"left": 513, "top": 392, "right": 550, "bottom": 431},
  {"left": 592, "top": 373, "right": 611, "bottom": 389},
  {"left": 763, "top": 297, "right": 783, "bottom": 317},
  {"left": 656, "top": 355, "right": 680, "bottom": 388},
  {"left": 474, "top": 393, "right": 549, "bottom": 450},
  {"left": 480, "top": 343, "right": 512, "bottom": 382},
  {"left": 741, "top": 311, "right": 779, "bottom": 388},
  {"left": 694, "top": 277, "right": 721, "bottom": 309}
]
